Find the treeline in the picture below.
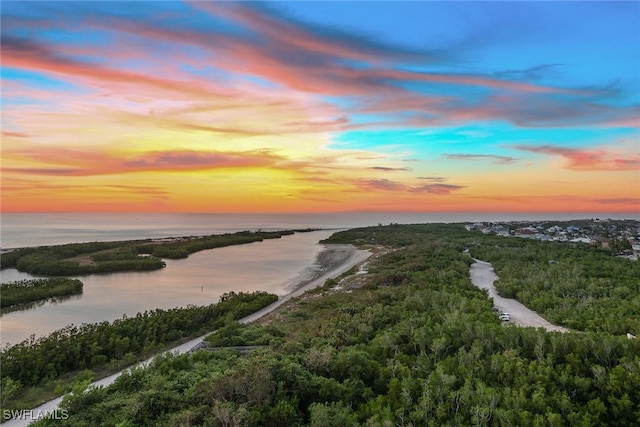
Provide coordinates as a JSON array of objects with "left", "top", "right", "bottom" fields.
[
  {"left": 327, "top": 223, "right": 640, "bottom": 335},
  {"left": 0, "top": 291, "right": 278, "bottom": 411},
  {"left": 0, "top": 241, "right": 123, "bottom": 269},
  {"left": 1, "top": 278, "right": 83, "bottom": 309},
  {"left": 35, "top": 228, "right": 639, "bottom": 426},
  {"left": 137, "top": 230, "right": 295, "bottom": 260},
  {"left": 1, "top": 230, "right": 301, "bottom": 276},
  {"left": 469, "top": 237, "right": 640, "bottom": 335},
  {"left": 15, "top": 254, "right": 166, "bottom": 276},
  {"left": 321, "top": 222, "right": 471, "bottom": 248}
]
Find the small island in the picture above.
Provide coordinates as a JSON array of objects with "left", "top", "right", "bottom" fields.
[{"left": 1, "top": 278, "right": 83, "bottom": 309}]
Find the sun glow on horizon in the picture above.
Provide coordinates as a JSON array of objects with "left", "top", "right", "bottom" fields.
[{"left": 1, "top": 1, "right": 638, "bottom": 214}]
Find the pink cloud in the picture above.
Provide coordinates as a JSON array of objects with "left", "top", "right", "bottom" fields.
[
  {"left": 4, "top": 2, "right": 638, "bottom": 150},
  {"left": 2, "top": 36, "right": 231, "bottom": 101},
  {"left": 352, "top": 178, "right": 407, "bottom": 192},
  {"left": 77, "top": 8, "right": 581, "bottom": 103},
  {"left": 189, "top": 1, "right": 424, "bottom": 65},
  {"left": 513, "top": 144, "right": 640, "bottom": 171},
  {"left": 347, "top": 68, "right": 576, "bottom": 94},
  {"left": 349, "top": 178, "right": 467, "bottom": 196}
]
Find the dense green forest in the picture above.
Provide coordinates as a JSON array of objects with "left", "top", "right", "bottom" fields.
[
  {"left": 1, "top": 278, "right": 83, "bottom": 309},
  {"left": 31, "top": 224, "right": 639, "bottom": 426},
  {"left": 470, "top": 238, "right": 639, "bottom": 335},
  {"left": 325, "top": 223, "right": 640, "bottom": 335},
  {"left": 0, "top": 230, "right": 304, "bottom": 276},
  {"left": 0, "top": 291, "right": 278, "bottom": 412}
]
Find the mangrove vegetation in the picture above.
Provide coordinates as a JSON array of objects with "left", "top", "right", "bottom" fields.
[
  {"left": 0, "top": 291, "right": 278, "bottom": 412},
  {"left": 1, "top": 230, "right": 305, "bottom": 276},
  {"left": 1, "top": 278, "right": 83, "bottom": 309},
  {"left": 29, "top": 223, "right": 638, "bottom": 426}
]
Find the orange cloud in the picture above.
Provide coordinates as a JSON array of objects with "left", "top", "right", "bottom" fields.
[
  {"left": 3, "top": 148, "right": 284, "bottom": 176},
  {"left": 1, "top": 130, "right": 30, "bottom": 138}
]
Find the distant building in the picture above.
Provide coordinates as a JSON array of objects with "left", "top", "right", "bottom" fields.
[
  {"left": 465, "top": 223, "right": 485, "bottom": 232},
  {"left": 593, "top": 237, "right": 611, "bottom": 249},
  {"left": 515, "top": 227, "right": 538, "bottom": 238},
  {"left": 493, "top": 224, "right": 511, "bottom": 236},
  {"left": 570, "top": 237, "right": 592, "bottom": 244}
]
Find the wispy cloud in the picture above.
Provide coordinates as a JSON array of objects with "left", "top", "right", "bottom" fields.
[
  {"left": 418, "top": 176, "right": 448, "bottom": 183},
  {"left": 442, "top": 154, "right": 518, "bottom": 164},
  {"left": 3, "top": 148, "right": 284, "bottom": 176},
  {"left": 494, "top": 64, "right": 561, "bottom": 81},
  {"left": 350, "top": 178, "right": 467, "bottom": 196},
  {"left": 1, "top": 130, "right": 30, "bottom": 138},
  {"left": 2, "top": 36, "right": 229, "bottom": 100},
  {"left": 593, "top": 198, "right": 640, "bottom": 205},
  {"left": 512, "top": 144, "right": 640, "bottom": 171},
  {"left": 353, "top": 178, "right": 406, "bottom": 192},
  {"left": 4, "top": 3, "right": 638, "bottom": 134},
  {"left": 410, "top": 183, "right": 466, "bottom": 195},
  {"left": 368, "top": 166, "right": 409, "bottom": 172}
]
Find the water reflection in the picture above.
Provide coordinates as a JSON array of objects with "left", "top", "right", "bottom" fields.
[
  {"left": 0, "top": 230, "right": 335, "bottom": 346},
  {"left": 1, "top": 294, "right": 83, "bottom": 315}
]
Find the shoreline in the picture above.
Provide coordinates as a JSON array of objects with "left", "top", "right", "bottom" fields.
[
  {"left": 241, "top": 244, "right": 371, "bottom": 324},
  {"left": 0, "top": 229, "right": 338, "bottom": 345},
  {"left": 3, "top": 244, "right": 372, "bottom": 427}
]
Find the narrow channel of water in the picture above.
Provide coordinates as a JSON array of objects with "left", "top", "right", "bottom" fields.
[{"left": 0, "top": 230, "right": 336, "bottom": 346}]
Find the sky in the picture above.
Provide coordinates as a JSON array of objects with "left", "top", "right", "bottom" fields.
[{"left": 1, "top": 1, "right": 639, "bottom": 213}]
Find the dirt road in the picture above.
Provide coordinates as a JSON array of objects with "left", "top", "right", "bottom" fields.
[{"left": 470, "top": 259, "right": 568, "bottom": 332}]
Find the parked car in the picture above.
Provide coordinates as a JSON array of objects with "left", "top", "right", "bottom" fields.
[{"left": 499, "top": 313, "right": 511, "bottom": 321}]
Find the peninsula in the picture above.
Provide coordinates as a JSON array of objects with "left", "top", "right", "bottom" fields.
[{"left": 1, "top": 229, "right": 316, "bottom": 276}]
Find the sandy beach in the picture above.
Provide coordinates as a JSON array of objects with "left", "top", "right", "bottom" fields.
[{"left": 4, "top": 244, "right": 371, "bottom": 427}]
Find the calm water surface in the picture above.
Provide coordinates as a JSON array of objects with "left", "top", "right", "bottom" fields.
[{"left": 0, "top": 230, "right": 335, "bottom": 346}]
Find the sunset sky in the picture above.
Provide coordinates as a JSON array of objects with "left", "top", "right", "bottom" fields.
[{"left": 2, "top": 1, "right": 639, "bottom": 213}]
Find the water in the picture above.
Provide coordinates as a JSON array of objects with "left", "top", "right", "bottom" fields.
[
  {"left": 2, "top": 212, "right": 635, "bottom": 248},
  {"left": 1, "top": 212, "right": 636, "bottom": 346},
  {"left": 1, "top": 230, "right": 335, "bottom": 346}
]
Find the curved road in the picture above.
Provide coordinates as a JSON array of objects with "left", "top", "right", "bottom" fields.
[
  {"left": 470, "top": 259, "right": 568, "bottom": 332},
  {"left": 4, "top": 245, "right": 371, "bottom": 427}
]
